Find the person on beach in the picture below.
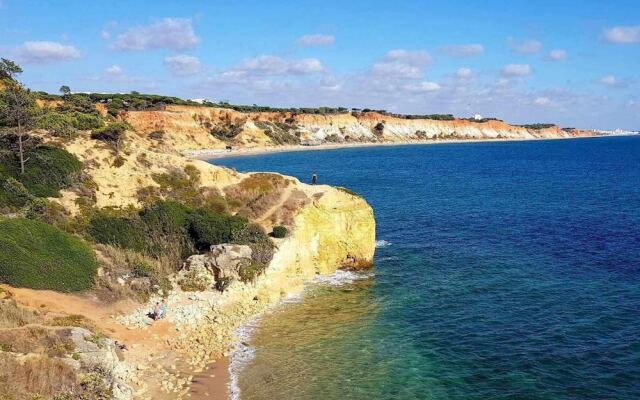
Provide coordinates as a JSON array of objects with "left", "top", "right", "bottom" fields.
[
  {"left": 311, "top": 172, "right": 318, "bottom": 185},
  {"left": 149, "top": 300, "right": 167, "bottom": 320}
]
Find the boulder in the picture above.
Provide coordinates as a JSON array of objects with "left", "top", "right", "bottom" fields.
[{"left": 182, "top": 244, "right": 253, "bottom": 284}]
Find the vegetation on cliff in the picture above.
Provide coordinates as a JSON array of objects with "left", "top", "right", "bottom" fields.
[
  {"left": 0, "top": 59, "right": 277, "bottom": 298},
  {"left": 0, "top": 218, "right": 97, "bottom": 292}
]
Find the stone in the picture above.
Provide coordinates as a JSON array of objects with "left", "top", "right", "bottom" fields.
[{"left": 182, "top": 244, "right": 253, "bottom": 284}]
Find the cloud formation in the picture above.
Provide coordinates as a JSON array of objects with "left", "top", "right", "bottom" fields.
[
  {"left": 164, "top": 55, "right": 202, "bottom": 76},
  {"left": 111, "top": 18, "right": 200, "bottom": 51},
  {"left": 297, "top": 34, "right": 335, "bottom": 46},
  {"left": 502, "top": 64, "right": 532, "bottom": 77},
  {"left": 508, "top": 38, "right": 543, "bottom": 54},
  {"left": 599, "top": 75, "right": 630, "bottom": 88},
  {"left": 546, "top": 49, "right": 567, "bottom": 61},
  {"left": 439, "top": 44, "right": 485, "bottom": 57},
  {"left": 602, "top": 26, "right": 640, "bottom": 44},
  {"left": 455, "top": 67, "right": 474, "bottom": 79},
  {"left": 371, "top": 49, "right": 431, "bottom": 79},
  {"left": 17, "top": 41, "right": 81, "bottom": 64}
]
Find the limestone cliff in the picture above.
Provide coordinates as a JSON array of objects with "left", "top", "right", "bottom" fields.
[{"left": 120, "top": 105, "right": 596, "bottom": 152}]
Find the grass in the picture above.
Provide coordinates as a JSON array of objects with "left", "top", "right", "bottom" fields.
[
  {"left": 0, "top": 218, "right": 97, "bottom": 292},
  {"left": 0, "top": 300, "right": 42, "bottom": 328}
]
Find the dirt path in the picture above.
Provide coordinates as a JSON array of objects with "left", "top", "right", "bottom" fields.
[{"left": 255, "top": 184, "right": 294, "bottom": 225}]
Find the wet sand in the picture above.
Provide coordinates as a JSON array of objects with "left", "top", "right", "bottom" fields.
[{"left": 188, "top": 357, "right": 231, "bottom": 400}]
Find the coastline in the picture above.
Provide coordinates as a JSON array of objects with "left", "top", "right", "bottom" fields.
[
  {"left": 180, "top": 134, "right": 612, "bottom": 399},
  {"left": 185, "top": 135, "right": 608, "bottom": 161}
]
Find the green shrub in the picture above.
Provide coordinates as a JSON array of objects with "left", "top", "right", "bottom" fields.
[
  {"left": 232, "top": 223, "right": 274, "bottom": 264},
  {"left": 270, "top": 225, "right": 288, "bottom": 238},
  {"left": 187, "top": 208, "right": 247, "bottom": 251},
  {"left": 139, "top": 201, "right": 191, "bottom": 236},
  {"left": 90, "top": 123, "right": 129, "bottom": 150},
  {"left": 24, "top": 198, "right": 70, "bottom": 229},
  {"left": 88, "top": 212, "right": 148, "bottom": 251},
  {"left": 112, "top": 156, "right": 126, "bottom": 168},
  {"left": 0, "top": 177, "right": 32, "bottom": 209},
  {"left": 73, "top": 112, "right": 103, "bottom": 130},
  {"left": 35, "top": 111, "right": 77, "bottom": 137},
  {"left": 0, "top": 218, "right": 97, "bottom": 292},
  {"left": 0, "top": 146, "right": 82, "bottom": 198}
]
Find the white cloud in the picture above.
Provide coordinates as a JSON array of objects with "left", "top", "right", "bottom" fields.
[
  {"left": 290, "top": 58, "right": 324, "bottom": 74},
  {"left": 440, "top": 44, "right": 485, "bottom": 57},
  {"left": 508, "top": 38, "right": 543, "bottom": 54},
  {"left": 404, "top": 81, "right": 441, "bottom": 92},
  {"left": 100, "top": 30, "right": 111, "bottom": 40},
  {"left": 534, "top": 96, "right": 553, "bottom": 106},
  {"left": 106, "top": 65, "right": 123, "bottom": 75},
  {"left": 546, "top": 49, "right": 567, "bottom": 61},
  {"left": 502, "top": 63, "right": 532, "bottom": 77},
  {"left": 371, "top": 49, "right": 431, "bottom": 79},
  {"left": 385, "top": 49, "right": 431, "bottom": 65},
  {"left": 164, "top": 54, "right": 202, "bottom": 76},
  {"left": 238, "top": 55, "right": 324, "bottom": 75},
  {"left": 297, "top": 34, "right": 335, "bottom": 46},
  {"left": 18, "top": 41, "right": 81, "bottom": 64},
  {"left": 598, "top": 75, "right": 629, "bottom": 88},
  {"left": 111, "top": 18, "right": 200, "bottom": 51},
  {"left": 456, "top": 67, "right": 473, "bottom": 79},
  {"left": 602, "top": 26, "right": 640, "bottom": 44}
]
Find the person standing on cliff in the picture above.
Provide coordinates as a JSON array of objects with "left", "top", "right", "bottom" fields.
[{"left": 311, "top": 172, "right": 318, "bottom": 185}]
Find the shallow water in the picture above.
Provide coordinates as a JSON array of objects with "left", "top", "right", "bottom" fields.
[{"left": 212, "top": 137, "right": 640, "bottom": 400}]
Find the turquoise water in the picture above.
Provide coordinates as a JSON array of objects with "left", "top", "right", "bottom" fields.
[{"left": 212, "top": 137, "right": 640, "bottom": 400}]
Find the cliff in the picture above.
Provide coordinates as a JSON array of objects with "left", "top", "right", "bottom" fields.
[
  {"left": 1, "top": 104, "right": 375, "bottom": 399},
  {"left": 121, "top": 105, "right": 596, "bottom": 153}
]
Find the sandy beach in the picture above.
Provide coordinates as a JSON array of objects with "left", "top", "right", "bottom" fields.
[
  {"left": 188, "top": 357, "right": 230, "bottom": 400},
  {"left": 186, "top": 135, "right": 605, "bottom": 161}
]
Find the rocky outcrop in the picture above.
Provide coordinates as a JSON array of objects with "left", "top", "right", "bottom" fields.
[
  {"left": 181, "top": 244, "right": 253, "bottom": 285},
  {"left": 0, "top": 325, "right": 133, "bottom": 399}
]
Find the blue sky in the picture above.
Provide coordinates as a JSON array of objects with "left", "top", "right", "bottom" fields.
[{"left": 1, "top": 0, "right": 639, "bottom": 129}]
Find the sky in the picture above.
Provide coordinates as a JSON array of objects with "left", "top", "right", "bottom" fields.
[{"left": 1, "top": 0, "right": 639, "bottom": 130}]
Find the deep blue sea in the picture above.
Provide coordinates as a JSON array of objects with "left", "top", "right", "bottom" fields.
[{"left": 211, "top": 137, "right": 640, "bottom": 400}]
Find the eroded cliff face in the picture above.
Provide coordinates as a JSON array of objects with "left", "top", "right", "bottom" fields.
[{"left": 121, "top": 105, "right": 595, "bottom": 152}]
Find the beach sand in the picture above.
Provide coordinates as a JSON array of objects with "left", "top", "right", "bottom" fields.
[
  {"left": 185, "top": 135, "right": 603, "bottom": 161},
  {"left": 188, "top": 357, "right": 231, "bottom": 400}
]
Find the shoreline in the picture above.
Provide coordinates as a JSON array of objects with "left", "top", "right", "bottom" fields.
[{"left": 185, "top": 134, "right": 611, "bottom": 161}]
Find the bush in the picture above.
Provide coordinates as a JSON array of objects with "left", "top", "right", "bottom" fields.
[
  {"left": 0, "top": 218, "right": 97, "bottom": 292},
  {"left": 139, "top": 201, "right": 191, "bottom": 236},
  {"left": 0, "top": 146, "right": 83, "bottom": 198},
  {"left": 90, "top": 122, "right": 129, "bottom": 149},
  {"left": 187, "top": 208, "right": 247, "bottom": 251},
  {"left": 270, "top": 225, "right": 288, "bottom": 238},
  {"left": 149, "top": 130, "right": 164, "bottom": 140},
  {"left": 88, "top": 212, "right": 149, "bottom": 252},
  {"left": 0, "top": 177, "right": 32, "bottom": 209},
  {"left": 112, "top": 155, "right": 126, "bottom": 168},
  {"left": 232, "top": 223, "right": 274, "bottom": 264},
  {"left": 24, "top": 198, "right": 70, "bottom": 229},
  {"left": 73, "top": 112, "right": 103, "bottom": 130},
  {"left": 35, "top": 111, "right": 77, "bottom": 137}
]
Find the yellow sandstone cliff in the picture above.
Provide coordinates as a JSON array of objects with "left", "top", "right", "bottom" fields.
[{"left": 119, "top": 105, "right": 596, "bottom": 153}]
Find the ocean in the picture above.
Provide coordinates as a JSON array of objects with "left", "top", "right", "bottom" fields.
[{"left": 210, "top": 136, "right": 640, "bottom": 400}]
